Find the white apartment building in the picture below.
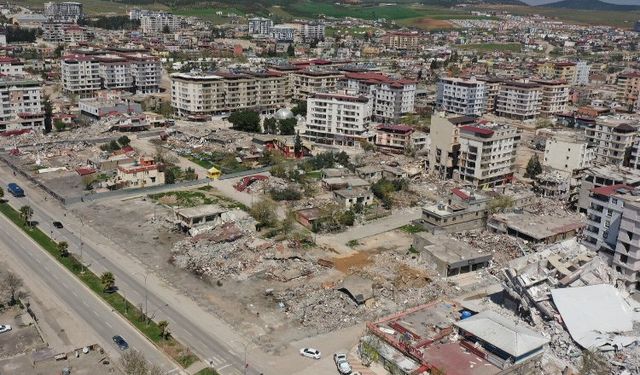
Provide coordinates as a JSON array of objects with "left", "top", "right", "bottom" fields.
[
  {"left": 584, "top": 118, "right": 638, "bottom": 166},
  {"left": 0, "top": 78, "right": 44, "bottom": 132},
  {"left": 0, "top": 57, "right": 24, "bottom": 76},
  {"left": 61, "top": 54, "right": 101, "bottom": 97},
  {"left": 300, "top": 22, "right": 325, "bottom": 42},
  {"left": 140, "top": 13, "right": 179, "bottom": 34},
  {"left": 302, "top": 92, "right": 373, "bottom": 147},
  {"left": 457, "top": 123, "right": 520, "bottom": 188},
  {"left": 248, "top": 17, "right": 273, "bottom": 36},
  {"left": 340, "top": 72, "right": 416, "bottom": 122},
  {"left": 534, "top": 79, "right": 569, "bottom": 115},
  {"left": 44, "top": 1, "right": 83, "bottom": 22},
  {"left": 272, "top": 25, "right": 296, "bottom": 42},
  {"left": 96, "top": 55, "right": 133, "bottom": 90},
  {"left": 436, "top": 77, "right": 486, "bottom": 117},
  {"left": 613, "top": 193, "right": 640, "bottom": 291},
  {"left": 170, "top": 71, "right": 287, "bottom": 117},
  {"left": 127, "top": 54, "right": 161, "bottom": 94},
  {"left": 583, "top": 184, "right": 628, "bottom": 254},
  {"left": 292, "top": 70, "right": 343, "bottom": 101},
  {"left": 576, "top": 61, "right": 590, "bottom": 86},
  {"left": 543, "top": 132, "right": 594, "bottom": 174},
  {"left": 495, "top": 81, "right": 542, "bottom": 121}
]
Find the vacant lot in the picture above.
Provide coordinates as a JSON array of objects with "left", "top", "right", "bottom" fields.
[
  {"left": 458, "top": 43, "right": 523, "bottom": 53},
  {"left": 404, "top": 17, "right": 455, "bottom": 30}
]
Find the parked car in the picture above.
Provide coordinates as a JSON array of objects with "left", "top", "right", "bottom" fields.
[
  {"left": 299, "top": 347, "right": 321, "bottom": 360},
  {"left": 52, "top": 221, "right": 63, "bottom": 229},
  {"left": 0, "top": 324, "right": 11, "bottom": 334},
  {"left": 7, "top": 183, "right": 24, "bottom": 197},
  {"left": 334, "top": 353, "right": 352, "bottom": 374},
  {"left": 112, "top": 335, "right": 129, "bottom": 350}
]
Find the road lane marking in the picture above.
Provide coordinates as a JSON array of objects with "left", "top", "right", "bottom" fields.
[
  {"left": 93, "top": 310, "right": 99, "bottom": 316},
  {"left": 105, "top": 321, "right": 112, "bottom": 328},
  {"left": 217, "top": 364, "right": 231, "bottom": 371},
  {"left": 227, "top": 349, "right": 236, "bottom": 355}
]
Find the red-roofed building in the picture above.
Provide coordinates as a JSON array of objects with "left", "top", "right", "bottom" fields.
[
  {"left": 115, "top": 156, "right": 165, "bottom": 189},
  {"left": 374, "top": 124, "right": 419, "bottom": 151},
  {"left": 0, "top": 56, "right": 23, "bottom": 76}
]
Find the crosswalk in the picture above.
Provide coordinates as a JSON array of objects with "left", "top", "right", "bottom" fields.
[{"left": 206, "top": 355, "right": 244, "bottom": 375}]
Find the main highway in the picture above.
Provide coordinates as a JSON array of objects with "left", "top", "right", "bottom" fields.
[{"left": 0, "top": 165, "right": 267, "bottom": 375}]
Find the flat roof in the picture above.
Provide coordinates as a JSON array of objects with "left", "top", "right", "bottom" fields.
[
  {"left": 455, "top": 311, "right": 549, "bottom": 357},
  {"left": 491, "top": 213, "right": 585, "bottom": 241},
  {"left": 334, "top": 187, "right": 372, "bottom": 198},
  {"left": 415, "top": 232, "right": 492, "bottom": 266},
  {"left": 175, "top": 204, "right": 226, "bottom": 218}
]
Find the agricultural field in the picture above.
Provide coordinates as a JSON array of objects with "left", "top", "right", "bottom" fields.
[
  {"left": 20, "top": 0, "right": 167, "bottom": 15},
  {"left": 172, "top": 6, "right": 245, "bottom": 23},
  {"left": 458, "top": 42, "right": 523, "bottom": 53}
]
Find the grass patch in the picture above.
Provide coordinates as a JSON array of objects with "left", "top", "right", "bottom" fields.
[
  {"left": 286, "top": 2, "right": 484, "bottom": 21},
  {"left": 457, "top": 42, "right": 522, "bottom": 53},
  {"left": 196, "top": 368, "right": 221, "bottom": 375},
  {"left": 0, "top": 203, "right": 196, "bottom": 368},
  {"left": 186, "top": 152, "right": 251, "bottom": 175},
  {"left": 21, "top": 0, "right": 168, "bottom": 15},
  {"left": 150, "top": 190, "right": 248, "bottom": 211},
  {"left": 305, "top": 170, "right": 322, "bottom": 180},
  {"left": 347, "top": 239, "right": 360, "bottom": 248},
  {"left": 400, "top": 224, "right": 424, "bottom": 234},
  {"left": 172, "top": 7, "right": 244, "bottom": 24}
]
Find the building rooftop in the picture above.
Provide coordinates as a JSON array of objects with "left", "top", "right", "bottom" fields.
[
  {"left": 490, "top": 213, "right": 585, "bottom": 241},
  {"left": 415, "top": 232, "right": 492, "bottom": 267},
  {"left": 175, "top": 204, "right": 226, "bottom": 219}
]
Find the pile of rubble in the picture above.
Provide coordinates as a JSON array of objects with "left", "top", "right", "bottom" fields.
[{"left": 451, "top": 230, "right": 525, "bottom": 268}]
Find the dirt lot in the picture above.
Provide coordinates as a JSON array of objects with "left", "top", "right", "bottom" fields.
[
  {"left": 0, "top": 306, "right": 45, "bottom": 359},
  {"left": 409, "top": 18, "right": 455, "bottom": 30},
  {"left": 0, "top": 345, "right": 117, "bottom": 375}
]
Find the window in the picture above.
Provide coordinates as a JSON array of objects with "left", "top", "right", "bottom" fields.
[{"left": 621, "top": 254, "right": 629, "bottom": 264}]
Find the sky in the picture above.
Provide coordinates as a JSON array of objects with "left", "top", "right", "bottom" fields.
[{"left": 524, "top": 0, "right": 640, "bottom": 4}]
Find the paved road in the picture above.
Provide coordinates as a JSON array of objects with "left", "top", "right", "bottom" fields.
[
  {"left": 0, "top": 169, "right": 267, "bottom": 375},
  {"left": 0, "top": 207, "right": 181, "bottom": 374}
]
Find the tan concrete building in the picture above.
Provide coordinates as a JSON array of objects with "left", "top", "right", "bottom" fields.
[
  {"left": 292, "top": 70, "right": 343, "bottom": 101},
  {"left": 495, "top": 81, "right": 542, "bottom": 121},
  {"left": 533, "top": 79, "right": 569, "bottom": 115},
  {"left": 616, "top": 71, "right": 640, "bottom": 111},
  {"left": 115, "top": 156, "right": 165, "bottom": 189},
  {"left": 584, "top": 117, "right": 638, "bottom": 166},
  {"left": 382, "top": 31, "right": 421, "bottom": 50},
  {"left": 428, "top": 114, "right": 476, "bottom": 179}
]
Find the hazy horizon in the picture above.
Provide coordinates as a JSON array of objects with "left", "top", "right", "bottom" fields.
[{"left": 524, "top": 0, "right": 640, "bottom": 4}]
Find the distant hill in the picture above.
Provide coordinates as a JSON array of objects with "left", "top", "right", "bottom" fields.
[
  {"left": 539, "top": 0, "right": 640, "bottom": 11},
  {"left": 421, "top": 0, "right": 529, "bottom": 6}
]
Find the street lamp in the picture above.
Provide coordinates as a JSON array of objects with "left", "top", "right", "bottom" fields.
[
  {"left": 134, "top": 272, "right": 149, "bottom": 324},
  {"left": 232, "top": 340, "right": 250, "bottom": 375},
  {"left": 79, "top": 241, "right": 84, "bottom": 274}
]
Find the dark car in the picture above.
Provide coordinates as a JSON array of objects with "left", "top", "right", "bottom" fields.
[
  {"left": 53, "top": 221, "right": 63, "bottom": 229},
  {"left": 112, "top": 335, "right": 129, "bottom": 350}
]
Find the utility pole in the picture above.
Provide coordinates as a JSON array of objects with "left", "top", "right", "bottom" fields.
[{"left": 80, "top": 241, "right": 84, "bottom": 274}]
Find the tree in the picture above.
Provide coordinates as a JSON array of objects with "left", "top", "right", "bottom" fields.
[
  {"left": 43, "top": 98, "right": 53, "bottom": 134},
  {"left": 263, "top": 117, "right": 278, "bottom": 134},
  {"left": 54, "top": 119, "right": 66, "bottom": 132},
  {"left": 162, "top": 25, "right": 171, "bottom": 34},
  {"left": 100, "top": 272, "right": 115, "bottom": 292},
  {"left": 278, "top": 118, "right": 297, "bottom": 135},
  {"left": 0, "top": 186, "right": 4, "bottom": 201},
  {"left": 294, "top": 131, "right": 303, "bottom": 157},
  {"left": 3, "top": 272, "right": 23, "bottom": 306},
  {"left": 53, "top": 45, "right": 64, "bottom": 58},
  {"left": 57, "top": 241, "right": 70, "bottom": 257},
  {"left": 291, "top": 101, "right": 307, "bottom": 117},
  {"left": 250, "top": 199, "right": 278, "bottom": 229},
  {"left": 287, "top": 44, "right": 295, "bottom": 57},
  {"left": 158, "top": 320, "right": 169, "bottom": 340},
  {"left": 118, "top": 135, "right": 131, "bottom": 147},
  {"left": 19, "top": 205, "right": 33, "bottom": 227},
  {"left": 164, "top": 167, "right": 176, "bottom": 184},
  {"left": 183, "top": 167, "right": 197, "bottom": 181},
  {"left": 228, "top": 110, "right": 261, "bottom": 133},
  {"left": 120, "top": 350, "right": 149, "bottom": 375},
  {"left": 525, "top": 154, "right": 542, "bottom": 179},
  {"left": 488, "top": 195, "right": 515, "bottom": 214}
]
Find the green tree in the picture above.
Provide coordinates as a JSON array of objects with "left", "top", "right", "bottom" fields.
[
  {"left": 263, "top": 117, "right": 278, "bottom": 134},
  {"left": 294, "top": 131, "right": 303, "bottom": 157},
  {"left": 487, "top": 195, "right": 515, "bottom": 214},
  {"left": 3, "top": 271, "right": 23, "bottom": 306},
  {"left": 117, "top": 135, "right": 131, "bottom": 147},
  {"left": 158, "top": 320, "right": 169, "bottom": 340},
  {"left": 109, "top": 140, "right": 121, "bottom": 151},
  {"left": 250, "top": 199, "right": 278, "bottom": 229},
  {"left": 162, "top": 25, "right": 171, "bottom": 34},
  {"left": 278, "top": 118, "right": 297, "bottom": 135},
  {"left": 100, "top": 272, "right": 115, "bottom": 292},
  {"left": 0, "top": 186, "right": 4, "bottom": 201},
  {"left": 53, "top": 45, "right": 64, "bottom": 58},
  {"left": 525, "top": 154, "right": 542, "bottom": 178},
  {"left": 183, "top": 167, "right": 198, "bottom": 181},
  {"left": 54, "top": 119, "right": 66, "bottom": 132},
  {"left": 19, "top": 205, "right": 33, "bottom": 227},
  {"left": 287, "top": 44, "right": 295, "bottom": 57},
  {"left": 228, "top": 110, "right": 261, "bottom": 133},
  {"left": 57, "top": 241, "right": 69, "bottom": 257},
  {"left": 165, "top": 167, "right": 176, "bottom": 184},
  {"left": 291, "top": 101, "right": 307, "bottom": 117},
  {"left": 43, "top": 98, "right": 53, "bottom": 134}
]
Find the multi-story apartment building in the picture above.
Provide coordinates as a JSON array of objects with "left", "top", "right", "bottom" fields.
[
  {"left": 292, "top": 70, "right": 343, "bottom": 101},
  {"left": 96, "top": 55, "right": 133, "bottom": 90},
  {"left": 583, "top": 184, "right": 629, "bottom": 254},
  {"left": 577, "top": 165, "right": 640, "bottom": 213},
  {"left": 61, "top": 54, "right": 101, "bottom": 97},
  {"left": 613, "top": 192, "right": 640, "bottom": 291},
  {"left": 44, "top": 1, "right": 83, "bottom": 22},
  {"left": 584, "top": 117, "right": 638, "bottom": 166},
  {"left": 495, "top": 81, "right": 542, "bottom": 121},
  {"left": 616, "top": 71, "right": 640, "bottom": 110},
  {"left": 339, "top": 72, "right": 415, "bottom": 122},
  {"left": 248, "top": 17, "right": 273, "bottom": 36},
  {"left": 140, "top": 13, "right": 179, "bottom": 34},
  {"left": 300, "top": 22, "right": 325, "bottom": 42},
  {"left": 533, "top": 79, "right": 569, "bottom": 115},
  {"left": 374, "top": 124, "right": 427, "bottom": 151},
  {"left": 429, "top": 114, "right": 477, "bottom": 179},
  {"left": 576, "top": 61, "right": 590, "bottom": 85},
  {"left": 477, "top": 77, "right": 502, "bottom": 113},
  {"left": 272, "top": 25, "right": 296, "bottom": 42},
  {"left": 63, "top": 53, "right": 161, "bottom": 96},
  {"left": 553, "top": 62, "right": 577, "bottom": 85},
  {"left": 382, "top": 32, "right": 421, "bottom": 50},
  {"left": 543, "top": 132, "right": 595, "bottom": 174},
  {"left": 0, "top": 57, "right": 24, "bottom": 76},
  {"left": 302, "top": 92, "right": 373, "bottom": 147},
  {"left": 0, "top": 78, "right": 44, "bottom": 132},
  {"left": 457, "top": 123, "right": 520, "bottom": 188},
  {"left": 170, "top": 71, "right": 287, "bottom": 117},
  {"left": 436, "top": 77, "right": 486, "bottom": 117},
  {"left": 62, "top": 24, "right": 88, "bottom": 44}
]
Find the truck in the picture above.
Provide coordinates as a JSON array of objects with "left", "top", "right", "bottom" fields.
[{"left": 7, "top": 183, "right": 24, "bottom": 197}]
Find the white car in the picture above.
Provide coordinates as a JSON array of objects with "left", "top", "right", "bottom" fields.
[
  {"left": 299, "top": 347, "right": 321, "bottom": 360},
  {"left": 334, "top": 353, "right": 352, "bottom": 374},
  {"left": 0, "top": 325, "right": 11, "bottom": 334}
]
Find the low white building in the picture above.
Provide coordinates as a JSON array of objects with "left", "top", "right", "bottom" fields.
[{"left": 543, "top": 132, "right": 594, "bottom": 174}]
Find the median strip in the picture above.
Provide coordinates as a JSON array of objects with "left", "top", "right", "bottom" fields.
[{"left": 0, "top": 202, "right": 198, "bottom": 368}]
